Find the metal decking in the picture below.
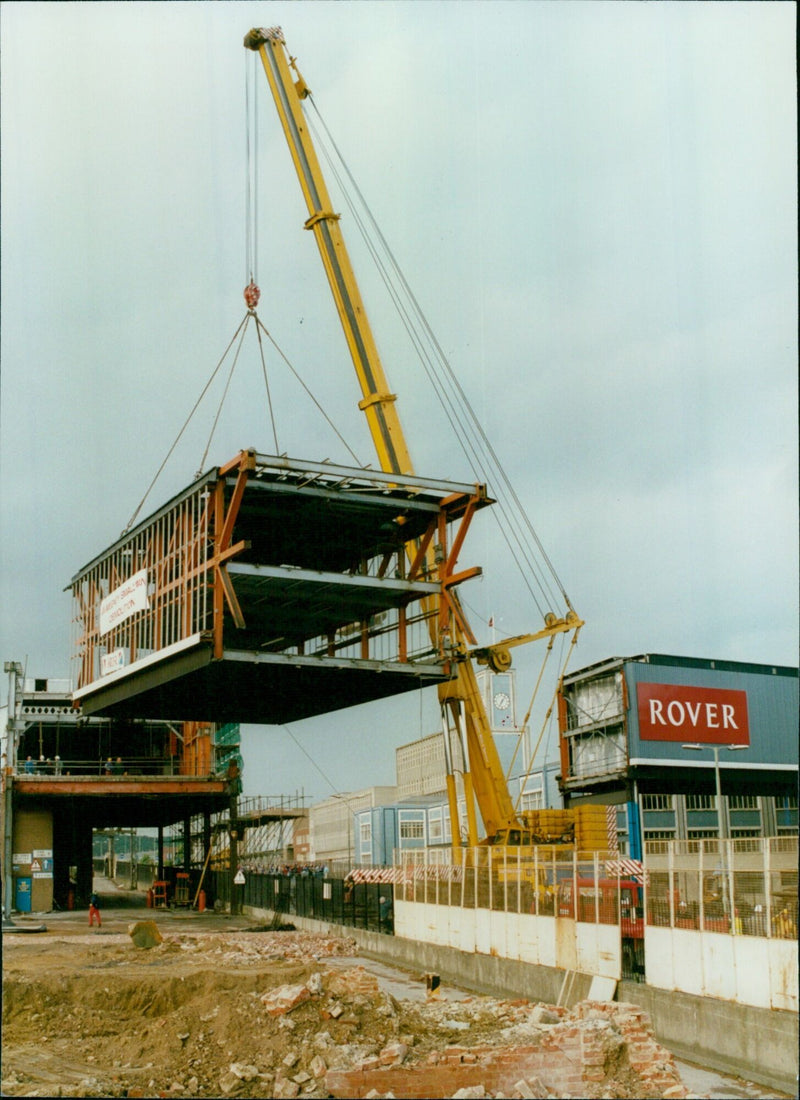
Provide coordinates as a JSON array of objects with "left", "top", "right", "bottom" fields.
[{"left": 70, "top": 452, "right": 490, "bottom": 723}]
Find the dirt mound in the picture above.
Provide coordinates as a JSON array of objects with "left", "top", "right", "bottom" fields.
[{"left": 2, "top": 929, "right": 693, "bottom": 1099}]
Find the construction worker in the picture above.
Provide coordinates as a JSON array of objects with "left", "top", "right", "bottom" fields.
[
  {"left": 89, "top": 891, "right": 102, "bottom": 928},
  {"left": 773, "top": 906, "right": 796, "bottom": 939}
]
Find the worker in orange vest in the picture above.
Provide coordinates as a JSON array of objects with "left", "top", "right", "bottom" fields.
[{"left": 89, "top": 891, "right": 102, "bottom": 928}]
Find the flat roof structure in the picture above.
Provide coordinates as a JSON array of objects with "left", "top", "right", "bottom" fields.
[
  {"left": 70, "top": 451, "right": 490, "bottom": 723},
  {"left": 13, "top": 774, "right": 230, "bottom": 829}
]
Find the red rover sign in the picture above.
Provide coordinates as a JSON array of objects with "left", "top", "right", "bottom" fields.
[{"left": 636, "top": 682, "right": 750, "bottom": 745}]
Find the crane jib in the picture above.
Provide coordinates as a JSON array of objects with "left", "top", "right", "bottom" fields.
[{"left": 260, "top": 39, "right": 402, "bottom": 475}]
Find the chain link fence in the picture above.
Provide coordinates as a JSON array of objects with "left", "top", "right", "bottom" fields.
[{"left": 644, "top": 836, "right": 797, "bottom": 938}]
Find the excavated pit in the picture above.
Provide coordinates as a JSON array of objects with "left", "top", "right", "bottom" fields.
[{"left": 2, "top": 928, "right": 694, "bottom": 1099}]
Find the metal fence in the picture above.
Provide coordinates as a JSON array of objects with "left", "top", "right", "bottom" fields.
[
  {"left": 644, "top": 835, "right": 797, "bottom": 939},
  {"left": 209, "top": 870, "right": 394, "bottom": 935},
  {"left": 394, "top": 838, "right": 797, "bottom": 944},
  {"left": 395, "top": 846, "right": 631, "bottom": 919}
]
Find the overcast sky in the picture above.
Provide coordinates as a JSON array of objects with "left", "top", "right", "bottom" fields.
[{"left": 1, "top": 2, "right": 796, "bottom": 801}]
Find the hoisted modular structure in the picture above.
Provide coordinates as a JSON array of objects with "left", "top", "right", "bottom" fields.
[{"left": 70, "top": 450, "right": 490, "bottom": 722}]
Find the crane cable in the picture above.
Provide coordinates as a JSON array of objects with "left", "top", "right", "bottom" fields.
[
  {"left": 245, "top": 53, "right": 258, "bottom": 289},
  {"left": 122, "top": 315, "right": 250, "bottom": 533},
  {"left": 305, "top": 99, "right": 573, "bottom": 621},
  {"left": 254, "top": 315, "right": 364, "bottom": 467},
  {"left": 512, "top": 625, "right": 583, "bottom": 817}
]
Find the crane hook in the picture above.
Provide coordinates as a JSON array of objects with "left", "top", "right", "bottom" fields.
[{"left": 244, "top": 281, "right": 261, "bottom": 311}]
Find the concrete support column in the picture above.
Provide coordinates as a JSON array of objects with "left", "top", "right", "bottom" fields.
[{"left": 75, "top": 825, "right": 93, "bottom": 908}]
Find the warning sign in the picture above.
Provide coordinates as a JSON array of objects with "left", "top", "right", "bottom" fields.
[
  {"left": 31, "top": 859, "right": 42, "bottom": 872},
  {"left": 233, "top": 870, "right": 246, "bottom": 885}
]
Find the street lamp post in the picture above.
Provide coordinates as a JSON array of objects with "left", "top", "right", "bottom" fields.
[
  {"left": 2, "top": 662, "right": 24, "bottom": 928},
  {"left": 682, "top": 743, "right": 749, "bottom": 923}
]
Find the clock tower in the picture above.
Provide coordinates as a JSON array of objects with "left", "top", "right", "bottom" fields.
[{"left": 477, "top": 668, "right": 529, "bottom": 775}]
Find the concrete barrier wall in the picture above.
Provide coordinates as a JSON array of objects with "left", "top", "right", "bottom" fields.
[
  {"left": 645, "top": 925, "right": 798, "bottom": 1011},
  {"left": 619, "top": 979, "right": 799, "bottom": 1097},
  {"left": 396, "top": 899, "right": 621, "bottom": 977},
  {"left": 245, "top": 901, "right": 799, "bottom": 1094}
]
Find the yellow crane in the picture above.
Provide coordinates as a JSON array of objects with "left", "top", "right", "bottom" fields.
[{"left": 245, "top": 26, "right": 584, "bottom": 851}]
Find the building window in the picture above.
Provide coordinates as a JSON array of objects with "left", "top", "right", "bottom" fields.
[
  {"left": 643, "top": 829, "right": 675, "bottom": 841},
  {"left": 729, "top": 795, "right": 759, "bottom": 811},
  {"left": 777, "top": 794, "right": 798, "bottom": 810},
  {"left": 399, "top": 820, "right": 424, "bottom": 840},
  {"left": 686, "top": 794, "right": 716, "bottom": 811},
  {"left": 521, "top": 788, "right": 543, "bottom": 811},
  {"left": 360, "top": 820, "right": 372, "bottom": 843},
  {"left": 642, "top": 794, "right": 674, "bottom": 811},
  {"left": 730, "top": 827, "right": 762, "bottom": 838},
  {"left": 428, "top": 810, "right": 443, "bottom": 843},
  {"left": 687, "top": 828, "right": 718, "bottom": 840}
]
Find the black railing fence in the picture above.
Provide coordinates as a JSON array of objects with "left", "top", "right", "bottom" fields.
[{"left": 208, "top": 870, "right": 394, "bottom": 935}]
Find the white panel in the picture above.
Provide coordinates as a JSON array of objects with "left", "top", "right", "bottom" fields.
[
  {"left": 455, "top": 909, "right": 476, "bottom": 953},
  {"left": 731, "top": 936, "right": 771, "bottom": 1009},
  {"left": 535, "top": 915, "right": 558, "bottom": 968},
  {"left": 701, "top": 933, "right": 737, "bottom": 1000},
  {"left": 575, "top": 922, "right": 597, "bottom": 974},
  {"left": 643, "top": 927, "right": 677, "bottom": 991},
  {"left": 671, "top": 928, "right": 705, "bottom": 995},
  {"left": 596, "top": 924, "right": 621, "bottom": 978},
  {"left": 505, "top": 912, "right": 524, "bottom": 962},
  {"left": 422, "top": 903, "right": 446, "bottom": 946},
  {"left": 475, "top": 908, "right": 492, "bottom": 955},
  {"left": 489, "top": 910, "right": 509, "bottom": 959},
  {"left": 555, "top": 916, "right": 578, "bottom": 971},
  {"left": 517, "top": 912, "right": 540, "bottom": 966},
  {"left": 394, "top": 898, "right": 419, "bottom": 942},
  {"left": 588, "top": 975, "right": 618, "bottom": 1001},
  {"left": 768, "top": 938, "right": 799, "bottom": 1012},
  {"left": 575, "top": 923, "right": 618, "bottom": 977}
]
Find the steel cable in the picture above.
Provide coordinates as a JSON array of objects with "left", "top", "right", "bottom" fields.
[{"left": 306, "top": 99, "right": 573, "bottom": 620}]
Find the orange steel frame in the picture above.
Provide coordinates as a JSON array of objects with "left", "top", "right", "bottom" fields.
[{"left": 71, "top": 450, "right": 485, "bottom": 691}]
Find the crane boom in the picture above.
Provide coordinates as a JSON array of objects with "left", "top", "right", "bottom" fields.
[
  {"left": 245, "top": 26, "right": 581, "bottom": 850},
  {"left": 244, "top": 27, "right": 411, "bottom": 477}
]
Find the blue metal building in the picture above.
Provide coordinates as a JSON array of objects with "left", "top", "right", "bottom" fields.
[{"left": 557, "top": 654, "right": 798, "bottom": 856}]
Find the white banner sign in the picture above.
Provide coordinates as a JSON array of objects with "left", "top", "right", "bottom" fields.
[
  {"left": 99, "top": 569, "right": 149, "bottom": 636},
  {"left": 101, "top": 649, "right": 126, "bottom": 676}
]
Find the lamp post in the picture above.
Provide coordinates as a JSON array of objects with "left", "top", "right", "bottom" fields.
[
  {"left": 2, "top": 662, "right": 24, "bottom": 928},
  {"left": 681, "top": 743, "right": 749, "bottom": 840},
  {"left": 682, "top": 743, "right": 749, "bottom": 923}
]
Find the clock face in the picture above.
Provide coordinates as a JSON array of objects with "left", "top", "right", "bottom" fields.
[{"left": 493, "top": 691, "right": 511, "bottom": 711}]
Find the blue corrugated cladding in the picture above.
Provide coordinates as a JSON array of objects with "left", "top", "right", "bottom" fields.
[{"left": 623, "top": 656, "right": 798, "bottom": 765}]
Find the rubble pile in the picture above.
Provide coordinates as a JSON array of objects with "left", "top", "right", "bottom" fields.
[{"left": 2, "top": 929, "right": 700, "bottom": 1099}]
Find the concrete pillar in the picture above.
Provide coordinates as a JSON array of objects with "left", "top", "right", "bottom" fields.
[
  {"left": 157, "top": 825, "right": 164, "bottom": 880},
  {"left": 227, "top": 790, "right": 239, "bottom": 914},
  {"left": 182, "top": 817, "right": 191, "bottom": 871},
  {"left": 75, "top": 824, "right": 93, "bottom": 907}
]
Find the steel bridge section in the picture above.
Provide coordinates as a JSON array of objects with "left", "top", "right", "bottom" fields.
[{"left": 70, "top": 451, "right": 490, "bottom": 723}]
